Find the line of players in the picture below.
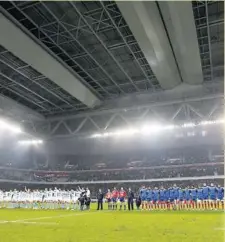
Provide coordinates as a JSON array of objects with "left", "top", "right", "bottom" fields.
[
  {"left": 140, "top": 183, "right": 224, "bottom": 210},
  {"left": 105, "top": 183, "right": 224, "bottom": 210},
  {"left": 105, "top": 187, "right": 128, "bottom": 210},
  {"left": 0, "top": 187, "right": 89, "bottom": 210}
]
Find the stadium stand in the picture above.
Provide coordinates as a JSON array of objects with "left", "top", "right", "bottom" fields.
[
  {"left": 0, "top": 146, "right": 223, "bottom": 194},
  {"left": 0, "top": 1, "right": 223, "bottom": 241}
]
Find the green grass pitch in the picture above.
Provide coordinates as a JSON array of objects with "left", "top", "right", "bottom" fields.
[{"left": 0, "top": 208, "right": 224, "bottom": 242}]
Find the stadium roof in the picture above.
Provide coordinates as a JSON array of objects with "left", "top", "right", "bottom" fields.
[{"left": 0, "top": 1, "right": 223, "bottom": 139}]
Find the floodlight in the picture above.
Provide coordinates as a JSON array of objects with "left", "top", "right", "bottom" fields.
[
  {"left": 92, "top": 133, "right": 102, "bottom": 138},
  {"left": 18, "top": 139, "right": 43, "bottom": 145},
  {"left": 163, "top": 125, "right": 176, "bottom": 130},
  {"left": 123, "top": 128, "right": 139, "bottom": 135},
  {"left": 140, "top": 123, "right": 163, "bottom": 135},
  {"left": 182, "top": 123, "right": 196, "bottom": 128},
  {"left": 0, "top": 119, "right": 22, "bottom": 133},
  {"left": 90, "top": 118, "right": 223, "bottom": 139}
]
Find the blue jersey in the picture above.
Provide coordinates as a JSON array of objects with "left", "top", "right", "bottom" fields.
[
  {"left": 143, "top": 189, "right": 148, "bottom": 199},
  {"left": 169, "top": 188, "right": 175, "bottom": 200},
  {"left": 184, "top": 189, "right": 191, "bottom": 200},
  {"left": 191, "top": 188, "right": 197, "bottom": 200},
  {"left": 197, "top": 188, "right": 203, "bottom": 200},
  {"left": 178, "top": 189, "right": 184, "bottom": 200},
  {"left": 209, "top": 186, "right": 217, "bottom": 199},
  {"left": 202, "top": 186, "right": 210, "bottom": 199},
  {"left": 152, "top": 189, "right": 159, "bottom": 201},
  {"left": 146, "top": 189, "right": 152, "bottom": 201},
  {"left": 159, "top": 189, "right": 165, "bottom": 201},
  {"left": 164, "top": 189, "right": 170, "bottom": 201},
  {"left": 217, "top": 187, "right": 224, "bottom": 200},
  {"left": 140, "top": 188, "right": 146, "bottom": 200},
  {"left": 144, "top": 188, "right": 149, "bottom": 198},
  {"left": 173, "top": 188, "right": 179, "bottom": 199}
]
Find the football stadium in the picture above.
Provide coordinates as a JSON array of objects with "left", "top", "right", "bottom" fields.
[{"left": 0, "top": 1, "right": 224, "bottom": 242}]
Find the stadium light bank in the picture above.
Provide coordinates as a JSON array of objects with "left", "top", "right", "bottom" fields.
[
  {"left": 18, "top": 140, "right": 43, "bottom": 145},
  {"left": 0, "top": 119, "right": 22, "bottom": 134},
  {"left": 0, "top": 118, "right": 43, "bottom": 145},
  {"left": 91, "top": 119, "right": 224, "bottom": 138}
]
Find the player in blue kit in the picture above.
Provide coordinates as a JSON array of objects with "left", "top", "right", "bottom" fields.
[
  {"left": 217, "top": 185, "right": 224, "bottom": 209},
  {"left": 152, "top": 187, "right": 159, "bottom": 209},
  {"left": 145, "top": 187, "right": 149, "bottom": 210},
  {"left": 184, "top": 187, "right": 191, "bottom": 209},
  {"left": 139, "top": 186, "right": 147, "bottom": 210},
  {"left": 168, "top": 186, "right": 175, "bottom": 209},
  {"left": 173, "top": 184, "right": 179, "bottom": 206},
  {"left": 202, "top": 183, "right": 210, "bottom": 210},
  {"left": 146, "top": 187, "right": 152, "bottom": 210},
  {"left": 197, "top": 186, "right": 203, "bottom": 210},
  {"left": 178, "top": 188, "right": 184, "bottom": 210},
  {"left": 159, "top": 186, "right": 166, "bottom": 210},
  {"left": 209, "top": 183, "right": 217, "bottom": 210},
  {"left": 190, "top": 186, "right": 197, "bottom": 209},
  {"left": 164, "top": 187, "right": 170, "bottom": 210}
]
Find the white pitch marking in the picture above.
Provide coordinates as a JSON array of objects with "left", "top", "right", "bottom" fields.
[
  {"left": 15, "top": 211, "right": 97, "bottom": 222},
  {"left": 0, "top": 211, "right": 98, "bottom": 225},
  {"left": 0, "top": 220, "right": 58, "bottom": 225},
  {"left": 214, "top": 228, "right": 225, "bottom": 230}
]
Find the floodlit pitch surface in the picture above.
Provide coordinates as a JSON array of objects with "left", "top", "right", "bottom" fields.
[{"left": 0, "top": 209, "right": 224, "bottom": 242}]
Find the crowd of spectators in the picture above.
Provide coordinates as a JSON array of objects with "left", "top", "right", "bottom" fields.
[
  {"left": 0, "top": 146, "right": 223, "bottom": 172},
  {"left": 0, "top": 147, "right": 223, "bottom": 189},
  {"left": 0, "top": 161, "right": 223, "bottom": 183}
]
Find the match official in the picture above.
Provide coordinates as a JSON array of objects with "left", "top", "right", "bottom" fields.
[
  {"left": 128, "top": 188, "right": 134, "bottom": 210},
  {"left": 97, "top": 189, "right": 104, "bottom": 210}
]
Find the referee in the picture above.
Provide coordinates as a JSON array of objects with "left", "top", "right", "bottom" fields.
[
  {"left": 97, "top": 189, "right": 104, "bottom": 210},
  {"left": 128, "top": 187, "right": 134, "bottom": 210}
]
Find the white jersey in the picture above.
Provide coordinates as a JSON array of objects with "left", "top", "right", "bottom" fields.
[
  {"left": 0, "top": 191, "right": 3, "bottom": 202},
  {"left": 62, "top": 192, "right": 70, "bottom": 202},
  {"left": 12, "top": 192, "right": 19, "bottom": 202},
  {"left": 86, "top": 189, "right": 91, "bottom": 198},
  {"left": 4, "top": 192, "right": 11, "bottom": 202},
  {"left": 33, "top": 191, "right": 42, "bottom": 201}
]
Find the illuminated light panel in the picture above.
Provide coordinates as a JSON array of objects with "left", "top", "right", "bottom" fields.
[
  {"left": 117, "top": 128, "right": 139, "bottom": 136},
  {"left": 0, "top": 119, "right": 22, "bottom": 133},
  {"left": 91, "top": 119, "right": 224, "bottom": 139},
  {"left": 140, "top": 123, "right": 163, "bottom": 135},
  {"left": 201, "top": 130, "right": 207, "bottom": 137},
  {"left": 182, "top": 123, "right": 196, "bottom": 128},
  {"left": 187, "top": 131, "right": 195, "bottom": 137},
  {"left": 91, "top": 133, "right": 102, "bottom": 138},
  {"left": 163, "top": 125, "right": 176, "bottom": 130},
  {"left": 200, "top": 119, "right": 224, "bottom": 126},
  {"left": 18, "top": 139, "right": 43, "bottom": 145}
]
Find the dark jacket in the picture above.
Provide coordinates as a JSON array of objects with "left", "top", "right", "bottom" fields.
[
  {"left": 128, "top": 190, "right": 135, "bottom": 199},
  {"left": 97, "top": 192, "right": 104, "bottom": 201},
  {"left": 136, "top": 196, "right": 141, "bottom": 206}
]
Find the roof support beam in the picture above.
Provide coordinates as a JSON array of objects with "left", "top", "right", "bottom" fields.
[
  {"left": 0, "top": 12, "right": 100, "bottom": 108},
  {"left": 117, "top": 1, "right": 181, "bottom": 89},
  {"left": 47, "top": 80, "right": 223, "bottom": 121},
  {"left": 158, "top": 1, "right": 203, "bottom": 85}
]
